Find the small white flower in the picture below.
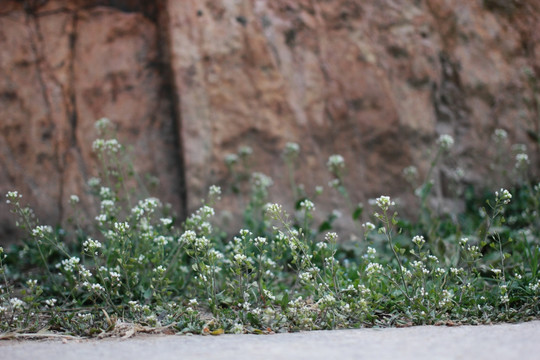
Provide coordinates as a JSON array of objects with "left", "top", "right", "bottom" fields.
[
  {"left": 224, "top": 153, "right": 238, "bottom": 165},
  {"left": 251, "top": 172, "right": 273, "bottom": 189},
  {"left": 436, "top": 134, "right": 454, "bottom": 151},
  {"left": 238, "top": 146, "right": 253, "bottom": 157},
  {"left": 365, "top": 262, "right": 383, "bottom": 276},
  {"left": 495, "top": 188, "right": 512, "bottom": 205},
  {"left": 366, "top": 247, "right": 377, "bottom": 259},
  {"left": 154, "top": 235, "right": 170, "bottom": 246},
  {"left": 233, "top": 253, "right": 247, "bottom": 263},
  {"left": 515, "top": 153, "right": 529, "bottom": 169},
  {"left": 265, "top": 203, "right": 283, "bottom": 217},
  {"left": 362, "top": 222, "right": 376, "bottom": 231},
  {"left": 209, "top": 185, "right": 221, "bottom": 197},
  {"left": 492, "top": 128, "right": 508, "bottom": 143},
  {"left": 160, "top": 218, "right": 173, "bottom": 226},
  {"left": 95, "top": 117, "right": 111, "bottom": 131},
  {"left": 325, "top": 232, "right": 338, "bottom": 243},
  {"left": 299, "top": 199, "right": 315, "bottom": 212},
  {"left": 254, "top": 236, "right": 267, "bottom": 247},
  {"left": 283, "top": 142, "right": 300, "bottom": 157},
  {"left": 10, "top": 298, "right": 25, "bottom": 309},
  {"left": 99, "top": 186, "right": 113, "bottom": 199},
  {"left": 69, "top": 195, "right": 80, "bottom": 204},
  {"left": 327, "top": 154, "right": 345, "bottom": 173},
  {"left": 412, "top": 235, "right": 425, "bottom": 247},
  {"left": 87, "top": 177, "right": 101, "bottom": 187},
  {"left": 375, "top": 196, "right": 395, "bottom": 212},
  {"left": 83, "top": 238, "right": 102, "bottom": 254},
  {"left": 32, "top": 225, "right": 53, "bottom": 238},
  {"left": 231, "top": 323, "right": 244, "bottom": 334},
  {"left": 114, "top": 222, "right": 130, "bottom": 234},
  {"left": 402, "top": 166, "right": 418, "bottom": 180},
  {"left": 45, "top": 298, "right": 57, "bottom": 307}
]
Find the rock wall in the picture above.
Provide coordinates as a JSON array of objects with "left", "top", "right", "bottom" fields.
[
  {"left": 0, "top": 0, "right": 539, "bottom": 241},
  {"left": 0, "top": 0, "right": 186, "bottom": 241}
]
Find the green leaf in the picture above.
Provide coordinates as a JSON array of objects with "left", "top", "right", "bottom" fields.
[
  {"left": 280, "top": 292, "right": 289, "bottom": 310},
  {"left": 318, "top": 221, "right": 332, "bottom": 232},
  {"left": 352, "top": 206, "right": 363, "bottom": 220}
]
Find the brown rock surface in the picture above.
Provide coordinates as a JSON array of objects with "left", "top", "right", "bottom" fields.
[
  {"left": 0, "top": 0, "right": 185, "bottom": 242},
  {"left": 168, "top": 0, "right": 539, "bottom": 230},
  {"left": 1, "top": 0, "right": 539, "bottom": 241}
]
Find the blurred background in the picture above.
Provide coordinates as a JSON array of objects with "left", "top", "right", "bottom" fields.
[{"left": 0, "top": 0, "right": 538, "bottom": 242}]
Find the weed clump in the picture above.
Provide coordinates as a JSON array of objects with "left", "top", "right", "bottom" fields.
[{"left": 0, "top": 119, "right": 539, "bottom": 337}]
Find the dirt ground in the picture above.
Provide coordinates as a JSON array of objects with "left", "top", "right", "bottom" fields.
[{"left": 1, "top": 320, "right": 539, "bottom": 360}]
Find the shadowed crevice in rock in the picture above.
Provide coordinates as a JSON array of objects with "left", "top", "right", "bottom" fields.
[
  {"left": 25, "top": 8, "right": 65, "bottom": 222},
  {"left": 155, "top": 0, "right": 187, "bottom": 221}
]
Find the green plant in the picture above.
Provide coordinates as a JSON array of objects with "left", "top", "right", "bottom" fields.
[{"left": 0, "top": 120, "right": 539, "bottom": 337}]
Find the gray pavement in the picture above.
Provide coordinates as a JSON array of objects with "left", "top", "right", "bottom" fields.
[{"left": 1, "top": 321, "right": 539, "bottom": 360}]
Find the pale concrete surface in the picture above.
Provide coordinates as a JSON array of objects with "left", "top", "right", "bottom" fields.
[{"left": 1, "top": 321, "right": 539, "bottom": 360}]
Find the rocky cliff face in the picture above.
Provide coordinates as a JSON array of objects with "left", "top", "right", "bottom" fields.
[{"left": 1, "top": 0, "right": 538, "bottom": 241}]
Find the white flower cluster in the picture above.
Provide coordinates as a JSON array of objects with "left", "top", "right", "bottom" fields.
[
  {"left": 254, "top": 236, "right": 267, "bottom": 247},
  {"left": 209, "top": 185, "right": 221, "bottom": 198},
  {"left": 160, "top": 218, "right": 173, "bottom": 226},
  {"left": 436, "top": 134, "right": 454, "bottom": 151},
  {"left": 263, "top": 289, "right": 276, "bottom": 301},
  {"left": 327, "top": 154, "right": 345, "bottom": 174},
  {"left": 32, "top": 225, "right": 53, "bottom": 238},
  {"left": 362, "top": 222, "right": 376, "bottom": 231},
  {"left": 515, "top": 153, "right": 529, "bottom": 169},
  {"left": 283, "top": 142, "right": 300, "bottom": 157},
  {"left": 365, "top": 262, "right": 383, "bottom": 276},
  {"left": 402, "top": 165, "right": 418, "bottom": 180},
  {"left": 154, "top": 235, "right": 171, "bottom": 246},
  {"left": 231, "top": 323, "right": 244, "bottom": 334},
  {"left": 224, "top": 153, "right": 238, "bottom": 166},
  {"left": 299, "top": 271, "right": 313, "bottom": 283},
  {"left": 56, "top": 257, "right": 80, "bottom": 272},
  {"left": 82, "top": 281, "right": 105, "bottom": 293},
  {"left": 317, "top": 294, "right": 336, "bottom": 307},
  {"left": 265, "top": 203, "right": 283, "bottom": 218},
  {"left": 45, "top": 298, "right": 57, "bottom": 307},
  {"left": 495, "top": 188, "right": 512, "bottom": 205},
  {"left": 10, "top": 298, "right": 25, "bottom": 309},
  {"left": 100, "top": 199, "right": 115, "bottom": 212},
  {"left": 131, "top": 197, "right": 161, "bottom": 219},
  {"left": 299, "top": 199, "right": 315, "bottom": 212},
  {"left": 77, "top": 313, "right": 92, "bottom": 321},
  {"left": 324, "top": 232, "right": 338, "bottom": 243},
  {"left": 411, "top": 261, "right": 429, "bottom": 275},
  {"left": 5, "top": 190, "right": 22, "bottom": 204},
  {"left": 83, "top": 238, "right": 101, "bottom": 255},
  {"left": 529, "top": 280, "right": 540, "bottom": 292},
  {"left": 251, "top": 172, "right": 273, "bottom": 189},
  {"left": 412, "top": 235, "right": 425, "bottom": 247},
  {"left": 375, "top": 195, "right": 395, "bottom": 212},
  {"left": 99, "top": 186, "right": 113, "bottom": 199},
  {"left": 492, "top": 128, "right": 508, "bottom": 143},
  {"left": 238, "top": 146, "right": 253, "bottom": 157},
  {"left": 87, "top": 177, "right": 101, "bottom": 188},
  {"left": 94, "top": 117, "right": 111, "bottom": 131},
  {"left": 233, "top": 253, "right": 248, "bottom": 264},
  {"left": 92, "top": 138, "right": 121, "bottom": 154},
  {"left": 114, "top": 222, "right": 130, "bottom": 234},
  {"left": 153, "top": 265, "right": 166, "bottom": 275}
]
